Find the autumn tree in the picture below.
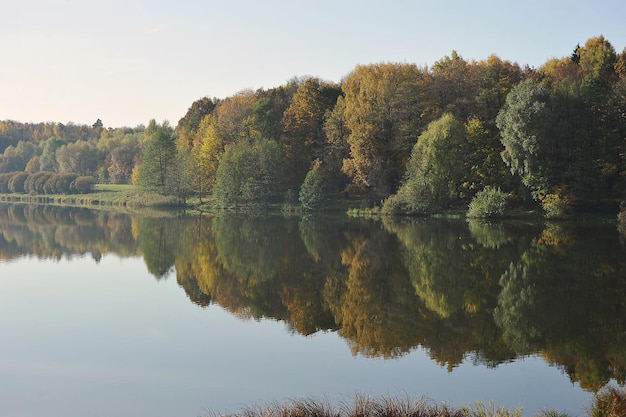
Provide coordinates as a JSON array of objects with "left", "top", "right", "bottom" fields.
[
  {"left": 427, "top": 51, "right": 477, "bottom": 121},
  {"left": 108, "top": 140, "right": 141, "bottom": 184},
  {"left": 474, "top": 55, "right": 524, "bottom": 122},
  {"left": 280, "top": 78, "right": 342, "bottom": 191},
  {"left": 188, "top": 115, "right": 221, "bottom": 201},
  {"left": 0, "top": 141, "right": 39, "bottom": 173},
  {"left": 176, "top": 96, "right": 219, "bottom": 149},
  {"left": 340, "top": 63, "right": 426, "bottom": 202},
  {"left": 322, "top": 96, "right": 351, "bottom": 194},
  {"left": 214, "top": 90, "right": 258, "bottom": 146}
]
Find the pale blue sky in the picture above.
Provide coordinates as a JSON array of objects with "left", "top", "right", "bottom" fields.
[{"left": 1, "top": 0, "right": 624, "bottom": 128}]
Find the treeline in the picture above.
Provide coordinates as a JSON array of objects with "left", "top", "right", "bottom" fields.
[
  {"left": 1, "top": 36, "right": 624, "bottom": 215},
  {"left": 0, "top": 119, "right": 143, "bottom": 192}
]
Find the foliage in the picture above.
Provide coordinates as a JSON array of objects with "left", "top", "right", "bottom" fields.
[
  {"left": 298, "top": 162, "right": 326, "bottom": 212},
  {"left": 56, "top": 140, "right": 101, "bottom": 176},
  {"left": 192, "top": 115, "right": 221, "bottom": 200},
  {"left": 539, "top": 191, "right": 573, "bottom": 219},
  {"left": 496, "top": 79, "right": 553, "bottom": 198},
  {"left": 108, "top": 140, "right": 141, "bottom": 184},
  {"left": 340, "top": 62, "right": 426, "bottom": 202},
  {"left": 0, "top": 140, "right": 38, "bottom": 173},
  {"left": 383, "top": 113, "right": 470, "bottom": 214},
  {"left": 213, "top": 90, "right": 258, "bottom": 145},
  {"left": 213, "top": 139, "right": 285, "bottom": 209},
  {"left": 71, "top": 176, "right": 97, "bottom": 193},
  {"left": 164, "top": 151, "right": 193, "bottom": 205},
  {"left": 138, "top": 121, "right": 176, "bottom": 189},
  {"left": 8, "top": 172, "right": 29, "bottom": 193},
  {"left": 0, "top": 35, "right": 624, "bottom": 215},
  {"left": 24, "top": 171, "right": 54, "bottom": 194},
  {"left": 280, "top": 78, "right": 341, "bottom": 190},
  {"left": 176, "top": 96, "right": 218, "bottom": 149},
  {"left": 0, "top": 172, "right": 13, "bottom": 192},
  {"left": 467, "top": 188, "right": 509, "bottom": 219}
]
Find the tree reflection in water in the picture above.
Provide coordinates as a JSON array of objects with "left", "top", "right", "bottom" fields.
[{"left": 1, "top": 203, "right": 625, "bottom": 391}]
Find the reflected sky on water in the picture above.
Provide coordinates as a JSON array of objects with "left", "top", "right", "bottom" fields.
[{"left": 0, "top": 255, "right": 590, "bottom": 417}]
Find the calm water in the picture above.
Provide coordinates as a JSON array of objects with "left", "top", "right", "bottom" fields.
[{"left": 0, "top": 203, "right": 625, "bottom": 417}]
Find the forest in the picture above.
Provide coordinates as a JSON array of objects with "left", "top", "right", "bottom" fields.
[{"left": 1, "top": 35, "right": 624, "bottom": 217}]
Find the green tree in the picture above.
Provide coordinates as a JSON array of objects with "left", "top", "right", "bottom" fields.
[
  {"left": 383, "top": 113, "right": 471, "bottom": 214},
  {"left": 496, "top": 79, "right": 554, "bottom": 198},
  {"left": 138, "top": 121, "right": 176, "bottom": 189},
  {"left": 212, "top": 139, "right": 284, "bottom": 209},
  {"left": 39, "top": 137, "right": 66, "bottom": 172},
  {"left": 299, "top": 161, "right": 326, "bottom": 212},
  {"left": 164, "top": 151, "right": 193, "bottom": 205},
  {"left": 55, "top": 141, "right": 101, "bottom": 177},
  {"left": 249, "top": 83, "right": 300, "bottom": 142}
]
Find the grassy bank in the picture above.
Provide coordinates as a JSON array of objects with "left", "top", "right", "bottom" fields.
[
  {"left": 206, "top": 388, "right": 626, "bottom": 417},
  {"left": 0, "top": 184, "right": 179, "bottom": 212}
]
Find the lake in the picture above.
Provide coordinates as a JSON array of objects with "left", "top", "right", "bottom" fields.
[{"left": 0, "top": 203, "right": 624, "bottom": 417}]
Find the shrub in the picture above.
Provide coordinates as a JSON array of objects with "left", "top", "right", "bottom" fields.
[
  {"left": 49, "top": 173, "right": 79, "bottom": 194},
  {"left": 382, "top": 180, "right": 438, "bottom": 215},
  {"left": 71, "top": 176, "right": 97, "bottom": 193},
  {"left": 540, "top": 191, "right": 572, "bottom": 219},
  {"left": 8, "top": 172, "right": 29, "bottom": 193},
  {"left": 0, "top": 172, "right": 16, "bottom": 193},
  {"left": 24, "top": 171, "right": 53, "bottom": 194},
  {"left": 467, "top": 188, "right": 509, "bottom": 219}
]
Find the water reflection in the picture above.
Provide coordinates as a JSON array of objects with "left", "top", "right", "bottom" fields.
[{"left": 1, "top": 203, "right": 625, "bottom": 392}]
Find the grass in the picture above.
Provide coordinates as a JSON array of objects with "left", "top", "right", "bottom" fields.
[
  {"left": 0, "top": 183, "right": 179, "bottom": 213},
  {"left": 589, "top": 386, "right": 626, "bottom": 417},
  {"left": 203, "top": 393, "right": 600, "bottom": 417}
]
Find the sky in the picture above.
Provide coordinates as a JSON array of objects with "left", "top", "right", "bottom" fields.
[{"left": 1, "top": 0, "right": 625, "bottom": 128}]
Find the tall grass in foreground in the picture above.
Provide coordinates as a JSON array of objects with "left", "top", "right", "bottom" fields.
[
  {"left": 205, "top": 393, "right": 588, "bottom": 417},
  {"left": 589, "top": 386, "right": 626, "bottom": 417}
]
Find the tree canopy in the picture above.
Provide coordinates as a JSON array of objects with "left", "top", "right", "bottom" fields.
[{"left": 0, "top": 35, "right": 623, "bottom": 215}]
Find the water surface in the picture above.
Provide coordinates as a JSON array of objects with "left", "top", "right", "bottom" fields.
[{"left": 1, "top": 204, "right": 625, "bottom": 417}]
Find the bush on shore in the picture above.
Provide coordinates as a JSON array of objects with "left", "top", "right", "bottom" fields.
[
  {"left": 0, "top": 171, "right": 96, "bottom": 195},
  {"left": 467, "top": 188, "right": 509, "bottom": 219}
]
